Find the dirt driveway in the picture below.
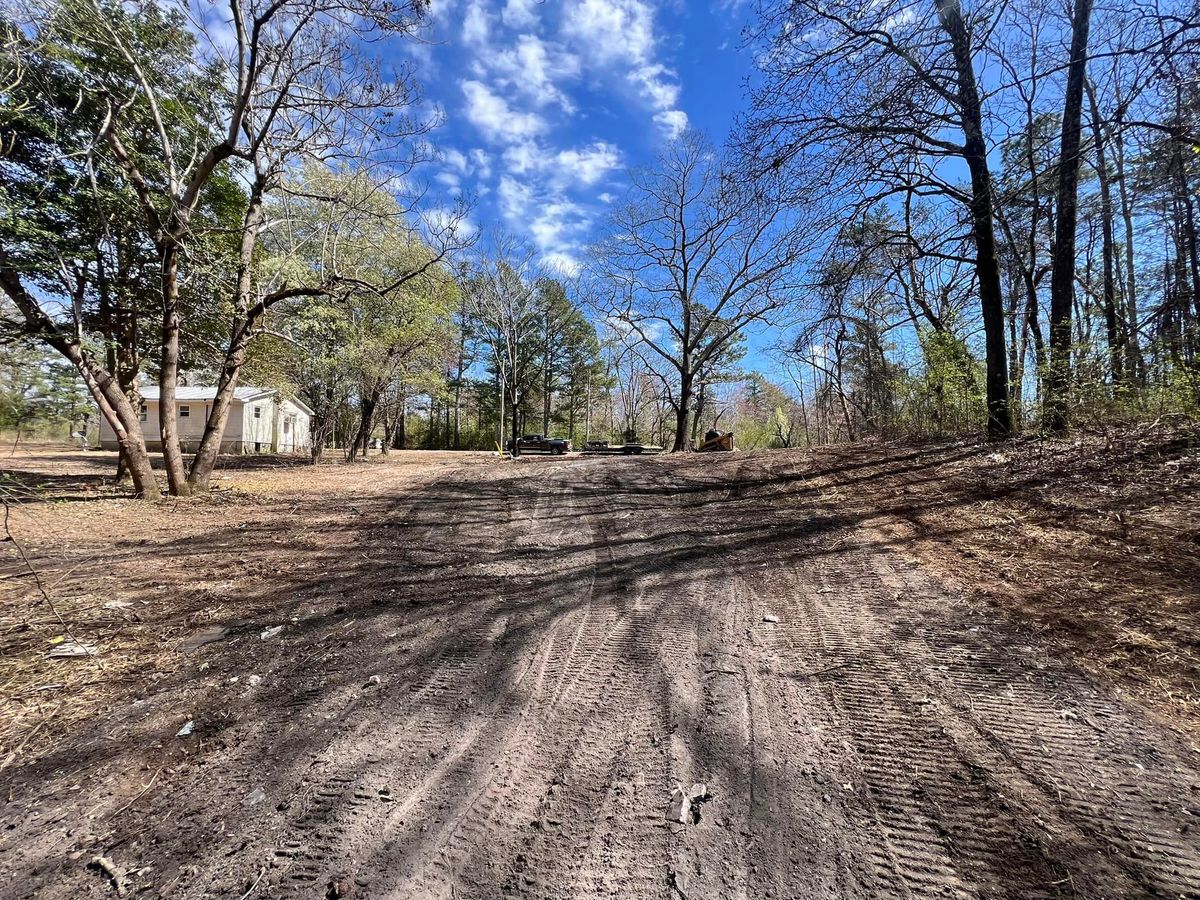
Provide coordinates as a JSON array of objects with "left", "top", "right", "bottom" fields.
[{"left": 1, "top": 447, "right": 1198, "bottom": 899}]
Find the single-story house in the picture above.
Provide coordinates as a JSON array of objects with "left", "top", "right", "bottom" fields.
[{"left": 99, "top": 385, "right": 312, "bottom": 454}]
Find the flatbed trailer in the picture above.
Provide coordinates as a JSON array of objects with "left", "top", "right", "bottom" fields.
[{"left": 581, "top": 441, "right": 664, "bottom": 456}]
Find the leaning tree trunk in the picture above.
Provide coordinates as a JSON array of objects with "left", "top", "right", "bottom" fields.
[
  {"left": 189, "top": 184, "right": 269, "bottom": 491},
  {"left": 1045, "top": 0, "right": 1094, "bottom": 434},
  {"left": 188, "top": 326, "right": 254, "bottom": 491},
  {"left": 0, "top": 258, "right": 160, "bottom": 498},
  {"left": 937, "top": 0, "right": 1012, "bottom": 439}
]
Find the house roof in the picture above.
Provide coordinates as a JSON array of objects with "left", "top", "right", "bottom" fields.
[
  {"left": 137, "top": 386, "right": 313, "bottom": 416},
  {"left": 139, "top": 386, "right": 276, "bottom": 403}
]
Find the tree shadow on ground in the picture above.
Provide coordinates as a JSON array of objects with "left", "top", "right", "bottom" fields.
[{"left": 1, "top": 433, "right": 1197, "bottom": 898}]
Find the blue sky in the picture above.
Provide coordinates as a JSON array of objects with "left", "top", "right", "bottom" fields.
[{"left": 403, "top": 0, "right": 758, "bottom": 274}]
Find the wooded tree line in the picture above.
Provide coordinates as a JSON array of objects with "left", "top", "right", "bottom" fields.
[
  {"left": 2, "top": 0, "right": 1198, "bottom": 495},
  {"left": 0, "top": 0, "right": 620, "bottom": 472},
  {"left": 740, "top": 0, "right": 1200, "bottom": 442}
]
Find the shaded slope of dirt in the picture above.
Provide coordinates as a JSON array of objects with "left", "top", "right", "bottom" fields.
[
  {"left": 727, "top": 427, "right": 1199, "bottom": 730},
  {"left": 0, "top": 442, "right": 1197, "bottom": 900}
]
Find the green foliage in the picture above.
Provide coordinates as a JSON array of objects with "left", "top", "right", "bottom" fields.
[
  {"left": 903, "top": 329, "right": 986, "bottom": 436},
  {"left": 0, "top": 341, "right": 90, "bottom": 432},
  {"left": 0, "top": 1, "right": 242, "bottom": 372}
]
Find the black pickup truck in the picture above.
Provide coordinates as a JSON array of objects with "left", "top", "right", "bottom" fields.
[{"left": 508, "top": 434, "right": 573, "bottom": 455}]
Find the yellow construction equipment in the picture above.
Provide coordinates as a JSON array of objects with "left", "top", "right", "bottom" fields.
[{"left": 696, "top": 429, "right": 735, "bottom": 452}]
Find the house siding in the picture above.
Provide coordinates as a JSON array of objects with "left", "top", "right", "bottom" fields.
[
  {"left": 276, "top": 399, "right": 311, "bottom": 453},
  {"left": 96, "top": 389, "right": 310, "bottom": 454},
  {"left": 242, "top": 399, "right": 274, "bottom": 452}
]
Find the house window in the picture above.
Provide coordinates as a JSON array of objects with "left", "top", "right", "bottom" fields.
[
  {"left": 283, "top": 418, "right": 291, "bottom": 434},
  {"left": 139, "top": 404, "right": 147, "bottom": 422},
  {"left": 179, "top": 405, "right": 190, "bottom": 418},
  {"left": 253, "top": 406, "right": 262, "bottom": 419}
]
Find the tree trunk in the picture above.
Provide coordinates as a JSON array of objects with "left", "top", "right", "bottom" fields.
[
  {"left": 543, "top": 331, "right": 552, "bottom": 435},
  {"left": 157, "top": 242, "right": 190, "bottom": 494},
  {"left": 510, "top": 386, "right": 521, "bottom": 456},
  {"left": 1086, "top": 80, "right": 1123, "bottom": 384},
  {"left": 86, "top": 365, "right": 159, "bottom": 498},
  {"left": 671, "top": 370, "right": 693, "bottom": 452},
  {"left": 584, "top": 367, "right": 592, "bottom": 444},
  {"left": 189, "top": 183, "right": 268, "bottom": 490},
  {"left": 187, "top": 326, "right": 254, "bottom": 491},
  {"left": 1045, "top": 0, "right": 1094, "bottom": 432},
  {"left": 936, "top": 0, "right": 1012, "bottom": 439},
  {"left": 1006, "top": 271, "right": 1023, "bottom": 415},
  {"left": 497, "top": 371, "right": 505, "bottom": 452},
  {"left": 350, "top": 393, "right": 378, "bottom": 461},
  {"left": 1112, "top": 105, "right": 1142, "bottom": 381},
  {"left": 567, "top": 379, "right": 577, "bottom": 442},
  {"left": 380, "top": 415, "right": 394, "bottom": 455},
  {"left": 0, "top": 258, "right": 159, "bottom": 498},
  {"left": 453, "top": 379, "right": 462, "bottom": 450},
  {"left": 309, "top": 384, "right": 335, "bottom": 464}
]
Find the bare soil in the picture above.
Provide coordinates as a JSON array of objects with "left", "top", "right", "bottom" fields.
[{"left": 1, "top": 435, "right": 1197, "bottom": 899}]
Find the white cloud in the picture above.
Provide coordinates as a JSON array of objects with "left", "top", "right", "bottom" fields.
[
  {"left": 496, "top": 173, "right": 594, "bottom": 274},
  {"left": 461, "top": 80, "right": 547, "bottom": 143},
  {"left": 501, "top": 0, "right": 540, "bottom": 28},
  {"left": 543, "top": 251, "right": 582, "bottom": 275},
  {"left": 442, "top": 147, "right": 469, "bottom": 171},
  {"left": 529, "top": 197, "right": 589, "bottom": 275},
  {"left": 653, "top": 109, "right": 688, "bottom": 139},
  {"left": 462, "top": 0, "right": 491, "bottom": 46},
  {"left": 598, "top": 192, "right": 615, "bottom": 203},
  {"left": 470, "top": 148, "right": 493, "bottom": 179},
  {"left": 632, "top": 63, "right": 679, "bottom": 110},
  {"left": 561, "top": 0, "right": 655, "bottom": 65},
  {"left": 499, "top": 139, "right": 620, "bottom": 186},
  {"left": 559, "top": 0, "right": 687, "bottom": 138},
  {"left": 498, "top": 174, "right": 535, "bottom": 220},
  {"left": 490, "top": 34, "right": 580, "bottom": 111},
  {"left": 502, "top": 141, "right": 539, "bottom": 174},
  {"left": 553, "top": 142, "right": 620, "bottom": 186}
]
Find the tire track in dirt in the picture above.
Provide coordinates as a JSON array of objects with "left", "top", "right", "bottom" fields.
[
  {"left": 24, "top": 453, "right": 1197, "bottom": 900},
  {"left": 264, "top": 469, "right": 562, "bottom": 898},
  {"left": 864, "top": 548, "right": 1200, "bottom": 896},
  {"left": 663, "top": 453, "right": 1199, "bottom": 900},
  {"left": 419, "top": 460, "right": 690, "bottom": 899},
  {"left": 174, "top": 467, "right": 529, "bottom": 898}
]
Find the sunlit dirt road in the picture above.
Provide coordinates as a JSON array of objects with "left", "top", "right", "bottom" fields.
[{"left": 3, "top": 451, "right": 1198, "bottom": 899}]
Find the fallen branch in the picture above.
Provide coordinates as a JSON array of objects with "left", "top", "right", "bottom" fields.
[{"left": 88, "top": 855, "right": 129, "bottom": 897}]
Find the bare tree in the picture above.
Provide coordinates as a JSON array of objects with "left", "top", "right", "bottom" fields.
[
  {"left": 464, "top": 233, "right": 544, "bottom": 456},
  {"left": 743, "top": 0, "right": 1016, "bottom": 437},
  {"left": 1045, "top": 0, "right": 1096, "bottom": 432},
  {"left": 590, "top": 133, "right": 804, "bottom": 452}
]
